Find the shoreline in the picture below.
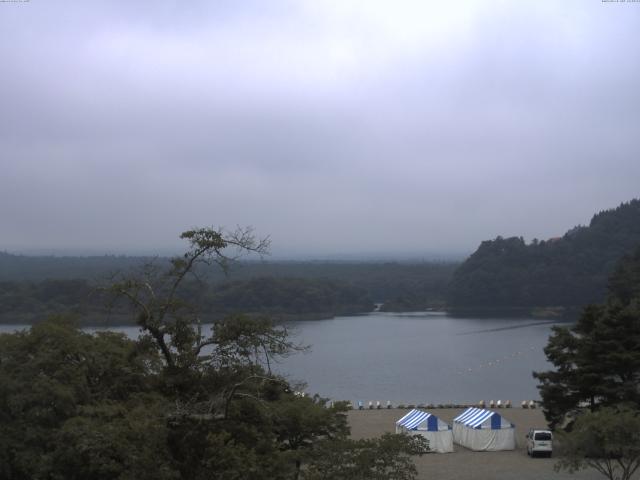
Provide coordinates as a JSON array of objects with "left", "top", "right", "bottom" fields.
[{"left": 0, "top": 306, "right": 581, "bottom": 326}]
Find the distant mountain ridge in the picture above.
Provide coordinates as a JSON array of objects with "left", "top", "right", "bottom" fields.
[{"left": 448, "top": 199, "right": 640, "bottom": 313}]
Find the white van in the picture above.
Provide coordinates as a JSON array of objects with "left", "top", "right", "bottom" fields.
[{"left": 526, "top": 428, "right": 553, "bottom": 457}]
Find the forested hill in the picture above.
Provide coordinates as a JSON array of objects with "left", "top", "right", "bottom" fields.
[{"left": 448, "top": 199, "right": 640, "bottom": 312}]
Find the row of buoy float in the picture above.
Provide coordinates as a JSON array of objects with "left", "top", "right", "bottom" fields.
[
  {"left": 352, "top": 400, "right": 539, "bottom": 409},
  {"left": 456, "top": 346, "right": 539, "bottom": 375}
]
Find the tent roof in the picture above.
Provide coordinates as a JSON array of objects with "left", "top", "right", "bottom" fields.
[
  {"left": 396, "top": 409, "right": 450, "bottom": 431},
  {"left": 453, "top": 407, "right": 513, "bottom": 429},
  {"left": 397, "top": 409, "right": 431, "bottom": 429}
]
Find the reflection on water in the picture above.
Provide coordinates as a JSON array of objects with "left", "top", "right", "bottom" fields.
[{"left": 0, "top": 312, "right": 561, "bottom": 405}]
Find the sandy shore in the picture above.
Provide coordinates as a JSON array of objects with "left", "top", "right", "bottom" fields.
[{"left": 348, "top": 408, "right": 627, "bottom": 480}]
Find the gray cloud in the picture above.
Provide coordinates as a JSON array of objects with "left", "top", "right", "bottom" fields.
[{"left": 1, "top": 0, "right": 639, "bottom": 257}]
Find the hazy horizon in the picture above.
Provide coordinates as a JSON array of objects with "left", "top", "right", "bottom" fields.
[
  {"left": 2, "top": 1, "right": 639, "bottom": 257},
  {"left": 2, "top": 244, "right": 465, "bottom": 262},
  {"left": 1, "top": 196, "right": 629, "bottom": 260}
]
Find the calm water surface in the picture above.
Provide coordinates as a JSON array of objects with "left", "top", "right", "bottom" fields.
[
  {"left": 0, "top": 312, "right": 561, "bottom": 405},
  {"left": 278, "top": 312, "right": 560, "bottom": 405}
]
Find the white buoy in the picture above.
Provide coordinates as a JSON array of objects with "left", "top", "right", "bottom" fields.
[
  {"left": 529, "top": 400, "right": 536, "bottom": 409},
  {"left": 376, "top": 401, "right": 381, "bottom": 409},
  {"left": 505, "top": 400, "right": 512, "bottom": 408},
  {"left": 497, "top": 400, "right": 503, "bottom": 408},
  {"left": 521, "top": 400, "right": 528, "bottom": 409},
  {"left": 478, "top": 400, "right": 485, "bottom": 408},
  {"left": 368, "top": 401, "right": 374, "bottom": 409},
  {"left": 358, "top": 400, "right": 364, "bottom": 410},
  {"left": 489, "top": 399, "right": 495, "bottom": 408}
]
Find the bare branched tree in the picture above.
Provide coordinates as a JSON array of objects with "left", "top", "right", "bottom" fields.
[{"left": 108, "top": 226, "right": 271, "bottom": 369}]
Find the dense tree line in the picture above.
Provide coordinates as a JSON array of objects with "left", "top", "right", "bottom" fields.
[
  {"left": 204, "top": 277, "right": 373, "bottom": 318},
  {"left": 0, "top": 255, "right": 456, "bottom": 322},
  {"left": 0, "top": 252, "right": 147, "bottom": 281},
  {"left": 0, "top": 227, "right": 427, "bottom": 480},
  {"left": 0, "top": 279, "right": 96, "bottom": 318},
  {"left": 213, "top": 261, "right": 456, "bottom": 309},
  {"left": 0, "top": 276, "right": 373, "bottom": 324},
  {"left": 0, "top": 253, "right": 457, "bottom": 301},
  {"left": 448, "top": 199, "right": 640, "bottom": 312}
]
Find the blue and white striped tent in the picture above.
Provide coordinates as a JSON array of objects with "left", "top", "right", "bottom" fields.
[
  {"left": 452, "top": 407, "right": 515, "bottom": 451},
  {"left": 395, "top": 409, "right": 454, "bottom": 453}
]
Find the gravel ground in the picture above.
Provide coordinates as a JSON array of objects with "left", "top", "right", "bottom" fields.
[{"left": 348, "top": 408, "right": 632, "bottom": 480}]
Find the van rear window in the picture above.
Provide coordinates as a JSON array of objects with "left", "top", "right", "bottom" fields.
[{"left": 534, "top": 432, "right": 552, "bottom": 441}]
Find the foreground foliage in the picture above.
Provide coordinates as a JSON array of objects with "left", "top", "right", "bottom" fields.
[
  {"left": 555, "top": 407, "right": 640, "bottom": 480},
  {"left": 303, "top": 433, "right": 429, "bottom": 480},
  {"left": 0, "top": 318, "right": 174, "bottom": 480},
  {"left": 0, "top": 227, "right": 424, "bottom": 480}
]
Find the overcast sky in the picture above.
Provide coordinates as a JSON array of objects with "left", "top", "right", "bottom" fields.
[{"left": 1, "top": 1, "right": 639, "bottom": 258}]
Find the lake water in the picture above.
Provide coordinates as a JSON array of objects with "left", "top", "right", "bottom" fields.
[
  {"left": 278, "top": 312, "right": 560, "bottom": 406},
  {"left": 0, "top": 311, "right": 561, "bottom": 406}
]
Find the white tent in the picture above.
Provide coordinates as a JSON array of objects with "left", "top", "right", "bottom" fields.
[
  {"left": 452, "top": 407, "right": 515, "bottom": 451},
  {"left": 395, "top": 409, "right": 454, "bottom": 453}
]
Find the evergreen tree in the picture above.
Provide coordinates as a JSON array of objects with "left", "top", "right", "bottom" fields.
[{"left": 534, "top": 246, "right": 640, "bottom": 428}]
